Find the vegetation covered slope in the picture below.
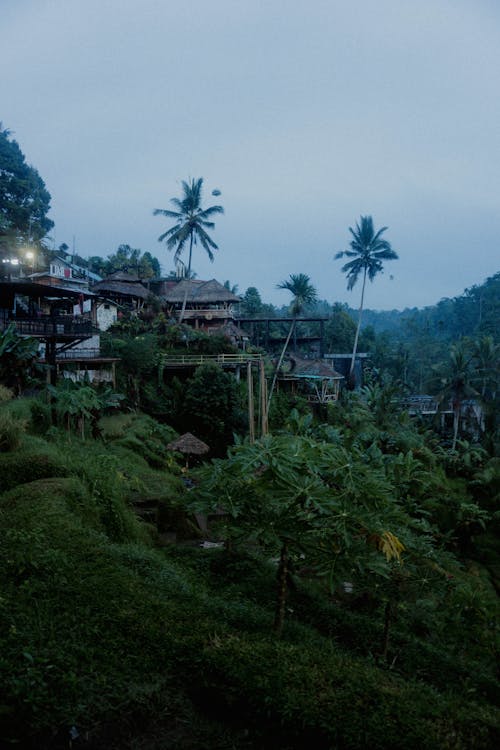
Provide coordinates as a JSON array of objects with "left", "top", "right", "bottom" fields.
[{"left": 0, "top": 391, "right": 498, "bottom": 749}]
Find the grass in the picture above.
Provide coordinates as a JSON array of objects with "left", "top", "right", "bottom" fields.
[{"left": 0, "top": 402, "right": 498, "bottom": 749}]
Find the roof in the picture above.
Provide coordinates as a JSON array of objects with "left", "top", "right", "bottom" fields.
[
  {"left": 0, "top": 280, "right": 96, "bottom": 299},
  {"left": 166, "top": 432, "right": 210, "bottom": 455},
  {"left": 104, "top": 270, "right": 142, "bottom": 282},
  {"left": 51, "top": 255, "right": 102, "bottom": 282},
  {"left": 162, "top": 279, "right": 241, "bottom": 304},
  {"left": 92, "top": 278, "right": 150, "bottom": 299},
  {"left": 280, "top": 355, "right": 344, "bottom": 380},
  {"left": 220, "top": 321, "right": 250, "bottom": 339},
  {"left": 28, "top": 271, "right": 88, "bottom": 286}
]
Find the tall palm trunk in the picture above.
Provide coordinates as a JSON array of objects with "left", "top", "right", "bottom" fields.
[
  {"left": 349, "top": 268, "right": 367, "bottom": 385},
  {"left": 267, "top": 319, "right": 296, "bottom": 412},
  {"left": 178, "top": 234, "right": 194, "bottom": 324}
]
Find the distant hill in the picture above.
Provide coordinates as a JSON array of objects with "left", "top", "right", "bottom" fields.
[{"left": 349, "top": 272, "right": 499, "bottom": 342}]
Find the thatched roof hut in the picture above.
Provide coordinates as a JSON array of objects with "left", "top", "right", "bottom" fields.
[
  {"left": 161, "top": 279, "right": 241, "bottom": 305},
  {"left": 167, "top": 432, "right": 210, "bottom": 456},
  {"left": 92, "top": 271, "right": 150, "bottom": 300}
]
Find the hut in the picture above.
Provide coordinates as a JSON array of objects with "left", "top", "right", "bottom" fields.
[
  {"left": 277, "top": 355, "right": 344, "bottom": 403},
  {"left": 91, "top": 271, "right": 150, "bottom": 312},
  {"left": 167, "top": 432, "right": 210, "bottom": 467},
  {"left": 152, "top": 278, "right": 241, "bottom": 330}
]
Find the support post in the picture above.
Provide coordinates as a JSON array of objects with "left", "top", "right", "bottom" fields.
[
  {"left": 260, "top": 359, "right": 268, "bottom": 436},
  {"left": 247, "top": 362, "right": 255, "bottom": 443}
]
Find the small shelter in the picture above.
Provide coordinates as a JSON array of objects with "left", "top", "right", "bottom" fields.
[
  {"left": 167, "top": 432, "right": 210, "bottom": 466},
  {"left": 91, "top": 271, "right": 150, "bottom": 311},
  {"left": 277, "top": 355, "right": 344, "bottom": 403}
]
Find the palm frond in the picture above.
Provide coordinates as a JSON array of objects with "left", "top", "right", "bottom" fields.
[
  {"left": 199, "top": 205, "right": 224, "bottom": 218},
  {"left": 153, "top": 208, "right": 182, "bottom": 219}
]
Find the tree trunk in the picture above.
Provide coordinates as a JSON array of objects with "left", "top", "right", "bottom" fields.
[
  {"left": 267, "top": 320, "right": 295, "bottom": 412},
  {"left": 273, "top": 543, "right": 289, "bottom": 637},
  {"left": 349, "top": 268, "right": 367, "bottom": 386},
  {"left": 178, "top": 234, "right": 194, "bottom": 324},
  {"left": 452, "top": 403, "right": 460, "bottom": 451}
]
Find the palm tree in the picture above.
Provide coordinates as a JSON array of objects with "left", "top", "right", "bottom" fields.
[
  {"left": 153, "top": 178, "right": 224, "bottom": 276},
  {"left": 435, "top": 343, "right": 478, "bottom": 451},
  {"left": 472, "top": 335, "right": 499, "bottom": 399},
  {"left": 335, "top": 216, "right": 398, "bottom": 386},
  {"left": 267, "top": 273, "right": 317, "bottom": 411}
]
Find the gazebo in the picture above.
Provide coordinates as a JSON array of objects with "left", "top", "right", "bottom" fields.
[
  {"left": 166, "top": 432, "right": 210, "bottom": 467},
  {"left": 277, "top": 355, "right": 344, "bottom": 403}
]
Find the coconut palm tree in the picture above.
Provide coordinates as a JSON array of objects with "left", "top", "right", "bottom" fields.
[
  {"left": 435, "top": 342, "right": 479, "bottom": 451},
  {"left": 153, "top": 178, "right": 224, "bottom": 276},
  {"left": 267, "top": 273, "right": 317, "bottom": 411},
  {"left": 472, "top": 335, "right": 499, "bottom": 399},
  {"left": 335, "top": 216, "right": 398, "bottom": 385}
]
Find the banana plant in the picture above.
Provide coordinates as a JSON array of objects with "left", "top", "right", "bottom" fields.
[{"left": 0, "top": 323, "right": 41, "bottom": 394}]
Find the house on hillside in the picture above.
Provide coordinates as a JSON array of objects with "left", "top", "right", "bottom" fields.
[
  {"left": 0, "top": 278, "right": 119, "bottom": 386},
  {"left": 92, "top": 271, "right": 150, "bottom": 312},
  {"left": 28, "top": 255, "right": 91, "bottom": 292},
  {"left": 151, "top": 278, "right": 247, "bottom": 346}
]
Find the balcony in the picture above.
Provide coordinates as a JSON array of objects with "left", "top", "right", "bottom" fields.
[
  {"left": 0, "top": 315, "right": 95, "bottom": 339},
  {"left": 178, "top": 308, "right": 233, "bottom": 321}
]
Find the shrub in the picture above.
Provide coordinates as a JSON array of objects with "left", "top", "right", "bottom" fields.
[
  {"left": 29, "top": 399, "right": 52, "bottom": 434},
  {"left": 0, "top": 411, "right": 26, "bottom": 452},
  {"left": 0, "top": 451, "right": 68, "bottom": 492},
  {"left": 0, "top": 384, "right": 13, "bottom": 402}
]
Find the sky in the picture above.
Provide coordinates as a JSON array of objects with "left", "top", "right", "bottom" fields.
[{"left": 1, "top": 0, "right": 499, "bottom": 310}]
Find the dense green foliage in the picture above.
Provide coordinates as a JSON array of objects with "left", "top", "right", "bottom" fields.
[
  {"left": 87, "top": 243, "right": 161, "bottom": 279},
  {"left": 0, "top": 324, "right": 41, "bottom": 394},
  {"left": 0, "top": 125, "right": 54, "bottom": 260},
  {"left": 0, "top": 375, "right": 498, "bottom": 748}
]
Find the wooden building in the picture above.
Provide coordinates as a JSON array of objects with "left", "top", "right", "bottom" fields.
[
  {"left": 276, "top": 355, "right": 344, "bottom": 403},
  {"left": 151, "top": 279, "right": 239, "bottom": 325},
  {"left": 92, "top": 271, "right": 150, "bottom": 312}
]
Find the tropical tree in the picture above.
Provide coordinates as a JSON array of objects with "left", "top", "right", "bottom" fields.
[
  {"left": 335, "top": 216, "right": 398, "bottom": 385},
  {"left": 47, "top": 380, "right": 124, "bottom": 439},
  {"left": 192, "top": 432, "right": 417, "bottom": 637},
  {"left": 88, "top": 245, "right": 161, "bottom": 279},
  {"left": 0, "top": 323, "right": 41, "bottom": 394},
  {"left": 0, "top": 124, "right": 54, "bottom": 261},
  {"left": 472, "top": 335, "right": 499, "bottom": 399},
  {"left": 434, "top": 342, "right": 479, "bottom": 451},
  {"left": 240, "top": 286, "right": 263, "bottom": 316},
  {"left": 223, "top": 279, "right": 239, "bottom": 294},
  {"left": 267, "top": 273, "right": 317, "bottom": 411},
  {"left": 153, "top": 178, "right": 224, "bottom": 276}
]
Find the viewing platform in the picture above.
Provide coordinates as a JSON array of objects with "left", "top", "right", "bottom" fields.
[{"left": 158, "top": 353, "right": 263, "bottom": 368}]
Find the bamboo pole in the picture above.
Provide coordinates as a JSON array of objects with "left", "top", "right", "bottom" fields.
[
  {"left": 247, "top": 361, "right": 255, "bottom": 443},
  {"left": 260, "top": 359, "right": 268, "bottom": 436}
]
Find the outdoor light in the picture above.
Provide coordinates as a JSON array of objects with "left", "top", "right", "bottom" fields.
[{"left": 25, "top": 251, "right": 34, "bottom": 260}]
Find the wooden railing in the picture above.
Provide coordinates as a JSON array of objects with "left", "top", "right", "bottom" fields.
[
  {"left": 0, "top": 315, "right": 95, "bottom": 338},
  {"left": 159, "top": 353, "right": 263, "bottom": 368},
  {"left": 178, "top": 309, "right": 232, "bottom": 320}
]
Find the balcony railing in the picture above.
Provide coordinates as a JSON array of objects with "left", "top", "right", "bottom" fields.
[
  {"left": 178, "top": 309, "right": 233, "bottom": 320},
  {"left": 0, "top": 315, "right": 95, "bottom": 338},
  {"left": 159, "top": 353, "right": 263, "bottom": 368}
]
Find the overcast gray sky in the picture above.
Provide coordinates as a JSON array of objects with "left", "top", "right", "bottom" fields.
[{"left": 2, "top": 0, "right": 499, "bottom": 310}]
